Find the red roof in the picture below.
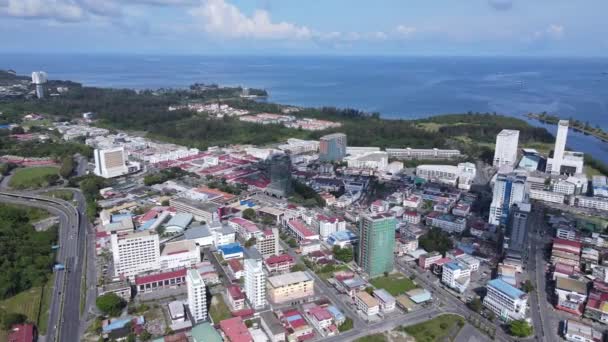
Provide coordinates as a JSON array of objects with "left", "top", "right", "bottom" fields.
[
  {"left": 227, "top": 285, "right": 245, "bottom": 300},
  {"left": 228, "top": 259, "right": 244, "bottom": 272},
  {"left": 435, "top": 257, "right": 452, "bottom": 266},
  {"left": 554, "top": 263, "right": 575, "bottom": 275},
  {"left": 8, "top": 324, "right": 35, "bottom": 342},
  {"left": 230, "top": 217, "right": 260, "bottom": 233},
  {"left": 288, "top": 220, "right": 316, "bottom": 238},
  {"left": 219, "top": 317, "right": 253, "bottom": 342},
  {"left": 308, "top": 306, "right": 332, "bottom": 321},
  {"left": 553, "top": 238, "right": 582, "bottom": 249},
  {"left": 135, "top": 268, "right": 187, "bottom": 285},
  {"left": 231, "top": 308, "right": 255, "bottom": 318},
  {"left": 265, "top": 254, "right": 294, "bottom": 266}
]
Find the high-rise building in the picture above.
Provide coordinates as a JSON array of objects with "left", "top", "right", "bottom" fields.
[
  {"left": 266, "top": 153, "right": 293, "bottom": 198},
  {"left": 493, "top": 129, "right": 520, "bottom": 167},
  {"left": 94, "top": 147, "right": 129, "bottom": 178},
  {"left": 31, "top": 71, "right": 48, "bottom": 99},
  {"left": 507, "top": 203, "right": 531, "bottom": 254},
  {"left": 111, "top": 231, "right": 160, "bottom": 278},
  {"left": 319, "top": 133, "right": 347, "bottom": 162},
  {"left": 187, "top": 269, "right": 207, "bottom": 323},
  {"left": 244, "top": 257, "right": 267, "bottom": 309},
  {"left": 256, "top": 228, "right": 280, "bottom": 257},
  {"left": 357, "top": 213, "right": 396, "bottom": 278},
  {"left": 550, "top": 120, "right": 569, "bottom": 174},
  {"left": 489, "top": 173, "right": 528, "bottom": 226}
]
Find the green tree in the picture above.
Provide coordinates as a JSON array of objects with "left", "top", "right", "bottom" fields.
[
  {"left": 332, "top": 245, "right": 353, "bottom": 263},
  {"left": 96, "top": 293, "right": 126, "bottom": 317},
  {"left": 468, "top": 298, "right": 482, "bottom": 313},
  {"left": 242, "top": 208, "right": 256, "bottom": 221},
  {"left": 338, "top": 317, "right": 353, "bottom": 332},
  {"left": 291, "top": 264, "right": 306, "bottom": 272},
  {"left": 244, "top": 237, "right": 256, "bottom": 248},
  {"left": 244, "top": 320, "right": 253, "bottom": 328},
  {"left": 1, "top": 312, "right": 27, "bottom": 330},
  {"left": 59, "top": 156, "right": 75, "bottom": 179},
  {"left": 522, "top": 280, "right": 534, "bottom": 293},
  {"left": 509, "top": 320, "right": 533, "bottom": 337},
  {"left": 140, "top": 330, "right": 152, "bottom": 341},
  {"left": 365, "top": 286, "right": 375, "bottom": 295}
]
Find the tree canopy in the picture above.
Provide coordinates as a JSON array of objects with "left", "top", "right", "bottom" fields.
[
  {"left": 418, "top": 228, "right": 453, "bottom": 255},
  {"left": 96, "top": 293, "right": 127, "bottom": 317},
  {"left": 509, "top": 320, "right": 533, "bottom": 337}
]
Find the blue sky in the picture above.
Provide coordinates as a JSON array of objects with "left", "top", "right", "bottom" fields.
[{"left": 0, "top": 0, "right": 606, "bottom": 56}]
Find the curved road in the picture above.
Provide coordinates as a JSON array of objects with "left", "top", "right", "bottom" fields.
[{"left": 0, "top": 190, "right": 87, "bottom": 342}]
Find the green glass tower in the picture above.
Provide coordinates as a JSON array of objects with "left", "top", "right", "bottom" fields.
[{"left": 357, "top": 213, "right": 396, "bottom": 278}]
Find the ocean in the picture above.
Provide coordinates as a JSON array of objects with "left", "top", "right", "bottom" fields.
[{"left": 2, "top": 53, "right": 608, "bottom": 162}]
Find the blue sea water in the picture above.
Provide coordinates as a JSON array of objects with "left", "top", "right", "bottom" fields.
[{"left": 2, "top": 53, "right": 608, "bottom": 162}]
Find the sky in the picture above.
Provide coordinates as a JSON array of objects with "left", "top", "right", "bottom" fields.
[{"left": 0, "top": 0, "right": 607, "bottom": 56}]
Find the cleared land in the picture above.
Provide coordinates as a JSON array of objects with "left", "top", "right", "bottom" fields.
[
  {"left": 209, "top": 294, "right": 232, "bottom": 323},
  {"left": 400, "top": 314, "right": 465, "bottom": 342},
  {"left": 42, "top": 190, "right": 74, "bottom": 201},
  {"left": 0, "top": 274, "right": 54, "bottom": 337},
  {"left": 370, "top": 273, "right": 417, "bottom": 296},
  {"left": 9, "top": 166, "right": 59, "bottom": 189}
]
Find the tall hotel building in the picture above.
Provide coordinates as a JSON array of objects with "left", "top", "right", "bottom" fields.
[
  {"left": 357, "top": 213, "right": 396, "bottom": 278},
  {"left": 319, "top": 133, "right": 347, "bottom": 162},
  {"left": 187, "top": 269, "right": 207, "bottom": 323},
  {"left": 244, "top": 258, "right": 267, "bottom": 309},
  {"left": 493, "top": 129, "right": 520, "bottom": 167},
  {"left": 111, "top": 231, "right": 160, "bottom": 278},
  {"left": 489, "top": 173, "right": 528, "bottom": 226}
]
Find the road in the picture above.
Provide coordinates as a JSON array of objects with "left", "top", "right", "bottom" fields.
[{"left": 0, "top": 190, "right": 87, "bottom": 342}]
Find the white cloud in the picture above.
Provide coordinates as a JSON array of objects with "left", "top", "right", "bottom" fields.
[
  {"left": 0, "top": 0, "right": 86, "bottom": 22},
  {"left": 532, "top": 24, "right": 565, "bottom": 41},
  {"left": 395, "top": 25, "right": 417, "bottom": 38},
  {"left": 190, "top": 0, "right": 311, "bottom": 40}
]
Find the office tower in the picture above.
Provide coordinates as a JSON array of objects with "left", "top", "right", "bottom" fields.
[
  {"left": 319, "top": 133, "right": 347, "bottom": 162},
  {"left": 187, "top": 269, "right": 207, "bottom": 323},
  {"left": 244, "top": 258, "right": 267, "bottom": 309},
  {"left": 94, "top": 147, "right": 129, "bottom": 178},
  {"left": 256, "top": 228, "right": 280, "bottom": 257},
  {"left": 31, "top": 71, "right": 48, "bottom": 99},
  {"left": 111, "top": 231, "right": 160, "bottom": 278},
  {"left": 489, "top": 173, "right": 528, "bottom": 226},
  {"left": 357, "top": 213, "right": 396, "bottom": 278},
  {"left": 266, "top": 153, "right": 293, "bottom": 198},
  {"left": 493, "top": 129, "right": 520, "bottom": 167},
  {"left": 507, "top": 203, "right": 531, "bottom": 254}
]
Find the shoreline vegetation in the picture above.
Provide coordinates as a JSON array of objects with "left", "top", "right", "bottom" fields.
[
  {"left": 526, "top": 112, "right": 608, "bottom": 143},
  {"left": 0, "top": 72, "right": 607, "bottom": 176}
]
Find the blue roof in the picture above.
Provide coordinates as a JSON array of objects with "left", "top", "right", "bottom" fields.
[
  {"left": 488, "top": 278, "right": 525, "bottom": 299},
  {"left": 138, "top": 219, "right": 156, "bottom": 231},
  {"left": 102, "top": 318, "right": 131, "bottom": 333},
  {"left": 111, "top": 213, "right": 132, "bottom": 223},
  {"left": 327, "top": 306, "right": 345, "bottom": 321},
  {"left": 327, "top": 230, "right": 358, "bottom": 244},
  {"left": 286, "top": 314, "right": 303, "bottom": 322},
  {"left": 444, "top": 262, "right": 462, "bottom": 271},
  {"left": 218, "top": 242, "right": 243, "bottom": 255}
]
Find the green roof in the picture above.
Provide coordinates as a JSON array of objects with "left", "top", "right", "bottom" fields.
[{"left": 191, "top": 323, "right": 222, "bottom": 342}]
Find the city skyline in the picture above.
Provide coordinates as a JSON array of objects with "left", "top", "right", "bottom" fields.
[{"left": 2, "top": 0, "right": 608, "bottom": 56}]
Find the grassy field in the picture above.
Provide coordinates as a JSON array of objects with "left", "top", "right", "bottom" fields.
[
  {"left": 0, "top": 203, "right": 51, "bottom": 222},
  {"left": 370, "top": 273, "right": 417, "bottom": 296},
  {"left": 400, "top": 314, "right": 464, "bottom": 342},
  {"left": 0, "top": 275, "right": 54, "bottom": 338},
  {"left": 9, "top": 166, "right": 59, "bottom": 189},
  {"left": 209, "top": 294, "right": 232, "bottom": 324},
  {"left": 42, "top": 190, "right": 74, "bottom": 201},
  {"left": 354, "top": 333, "right": 388, "bottom": 342}
]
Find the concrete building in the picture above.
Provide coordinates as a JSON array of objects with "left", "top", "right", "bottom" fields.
[
  {"left": 264, "top": 254, "right": 295, "bottom": 274},
  {"left": 346, "top": 151, "right": 389, "bottom": 171},
  {"left": 159, "top": 240, "right": 201, "bottom": 270},
  {"left": 385, "top": 148, "right": 461, "bottom": 160},
  {"left": 244, "top": 258, "right": 267, "bottom": 310},
  {"left": 186, "top": 269, "right": 207, "bottom": 323},
  {"left": 355, "top": 291, "right": 380, "bottom": 317},
  {"left": 358, "top": 213, "right": 396, "bottom": 278},
  {"left": 313, "top": 215, "right": 346, "bottom": 240},
  {"left": 373, "top": 289, "right": 396, "bottom": 314},
  {"left": 416, "top": 164, "right": 461, "bottom": 187},
  {"left": 32, "top": 71, "right": 48, "bottom": 99},
  {"left": 226, "top": 285, "right": 246, "bottom": 311},
  {"left": 442, "top": 262, "right": 471, "bottom": 293},
  {"left": 164, "top": 213, "right": 193, "bottom": 234},
  {"left": 267, "top": 271, "right": 314, "bottom": 304},
  {"left": 530, "top": 189, "right": 566, "bottom": 204},
  {"left": 548, "top": 120, "right": 569, "bottom": 174},
  {"left": 256, "top": 228, "right": 280, "bottom": 257},
  {"left": 555, "top": 277, "right": 588, "bottom": 316},
  {"left": 170, "top": 197, "right": 219, "bottom": 222},
  {"left": 266, "top": 153, "right": 293, "bottom": 198},
  {"left": 574, "top": 196, "right": 608, "bottom": 211},
  {"left": 135, "top": 268, "right": 187, "bottom": 294},
  {"left": 425, "top": 211, "right": 467, "bottom": 234},
  {"left": 493, "top": 129, "right": 520, "bottom": 167},
  {"left": 489, "top": 173, "right": 528, "bottom": 226},
  {"left": 319, "top": 133, "right": 347, "bottom": 162},
  {"left": 593, "top": 176, "right": 608, "bottom": 198},
  {"left": 111, "top": 231, "right": 160, "bottom": 278},
  {"left": 483, "top": 278, "right": 528, "bottom": 321},
  {"left": 562, "top": 320, "right": 603, "bottom": 342},
  {"left": 94, "top": 147, "right": 129, "bottom": 178},
  {"left": 260, "top": 311, "right": 286, "bottom": 342},
  {"left": 507, "top": 203, "right": 530, "bottom": 254}
]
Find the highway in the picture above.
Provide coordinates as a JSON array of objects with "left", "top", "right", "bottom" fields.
[{"left": 0, "top": 190, "right": 87, "bottom": 342}]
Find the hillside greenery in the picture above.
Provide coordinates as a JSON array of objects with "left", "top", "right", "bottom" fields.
[{"left": 0, "top": 204, "right": 57, "bottom": 299}]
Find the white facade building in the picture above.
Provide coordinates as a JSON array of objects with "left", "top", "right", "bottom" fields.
[
  {"left": 441, "top": 262, "right": 471, "bottom": 293},
  {"left": 187, "top": 269, "right": 207, "bottom": 323},
  {"left": 159, "top": 240, "right": 201, "bottom": 270},
  {"left": 483, "top": 278, "right": 528, "bottom": 321},
  {"left": 493, "top": 129, "right": 520, "bottom": 167},
  {"left": 574, "top": 196, "right": 608, "bottom": 211},
  {"left": 549, "top": 120, "right": 569, "bottom": 174},
  {"left": 111, "top": 231, "right": 160, "bottom": 279},
  {"left": 244, "top": 258, "right": 267, "bottom": 310},
  {"left": 529, "top": 189, "right": 566, "bottom": 204},
  {"left": 94, "top": 147, "right": 129, "bottom": 178}
]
